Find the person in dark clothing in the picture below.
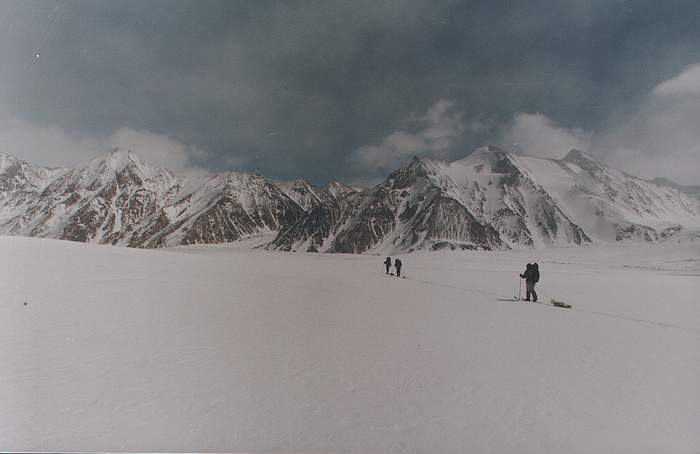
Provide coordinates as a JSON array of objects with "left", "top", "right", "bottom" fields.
[
  {"left": 520, "top": 263, "right": 539, "bottom": 302},
  {"left": 394, "top": 258, "right": 402, "bottom": 277},
  {"left": 384, "top": 257, "right": 392, "bottom": 274}
]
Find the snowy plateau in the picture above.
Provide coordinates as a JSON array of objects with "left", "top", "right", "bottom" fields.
[{"left": 0, "top": 235, "right": 698, "bottom": 452}]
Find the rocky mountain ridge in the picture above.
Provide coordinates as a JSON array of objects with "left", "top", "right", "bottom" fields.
[
  {"left": 270, "top": 146, "right": 700, "bottom": 252},
  {"left": 1, "top": 147, "right": 698, "bottom": 252},
  {"left": 0, "top": 150, "right": 304, "bottom": 247}
]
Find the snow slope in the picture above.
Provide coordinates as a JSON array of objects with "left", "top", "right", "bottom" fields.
[
  {"left": 0, "top": 236, "right": 698, "bottom": 453},
  {"left": 515, "top": 150, "right": 700, "bottom": 242},
  {"left": 441, "top": 147, "right": 591, "bottom": 248}
]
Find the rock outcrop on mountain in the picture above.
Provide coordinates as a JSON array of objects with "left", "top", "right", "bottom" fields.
[
  {"left": 1, "top": 147, "right": 698, "bottom": 252},
  {"left": 276, "top": 179, "right": 364, "bottom": 211},
  {"left": 140, "top": 171, "right": 304, "bottom": 247}
]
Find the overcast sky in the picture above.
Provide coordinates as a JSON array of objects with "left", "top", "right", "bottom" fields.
[{"left": 1, "top": 0, "right": 699, "bottom": 185}]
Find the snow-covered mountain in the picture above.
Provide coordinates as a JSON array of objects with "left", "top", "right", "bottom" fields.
[
  {"left": 2, "top": 147, "right": 698, "bottom": 252},
  {"left": 271, "top": 157, "right": 504, "bottom": 253},
  {"left": 276, "top": 179, "right": 364, "bottom": 211},
  {"left": 517, "top": 149, "right": 700, "bottom": 242},
  {"left": 270, "top": 146, "right": 700, "bottom": 253},
  {"left": 0, "top": 149, "right": 303, "bottom": 247},
  {"left": 276, "top": 179, "right": 325, "bottom": 211},
  {"left": 441, "top": 147, "right": 591, "bottom": 248},
  {"left": 275, "top": 179, "right": 365, "bottom": 211}
]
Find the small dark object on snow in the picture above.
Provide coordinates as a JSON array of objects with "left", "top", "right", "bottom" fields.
[
  {"left": 550, "top": 299, "right": 571, "bottom": 308},
  {"left": 23, "top": 302, "right": 28, "bottom": 306}
]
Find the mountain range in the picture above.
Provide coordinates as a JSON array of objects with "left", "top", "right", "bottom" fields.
[{"left": 1, "top": 147, "right": 698, "bottom": 253}]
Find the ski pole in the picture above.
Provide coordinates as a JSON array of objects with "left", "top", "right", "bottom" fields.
[{"left": 518, "top": 276, "right": 521, "bottom": 300}]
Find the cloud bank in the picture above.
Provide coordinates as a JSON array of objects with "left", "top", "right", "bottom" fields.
[
  {"left": 2, "top": 2, "right": 700, "bottom": 184},
  {"left": 5, "top": 52, "right": 700, "bottom": 186},
  {"left": 601, "top": 63, "right": 700, "bottom": 185},
  {"left": 348, "top": 100, "right": 465, "bottom": 177},
  {"left": 653, "top": 63, "right": 700, "bottom": 97},
  {"left": 0, "top": 111, "right": 206, "bottom": 172},
  {"left": 490, "top": 63, "right": 700, "bottom": 185},
  {"left": 498, "top": 113, "right": 592, "bottom": 159}
]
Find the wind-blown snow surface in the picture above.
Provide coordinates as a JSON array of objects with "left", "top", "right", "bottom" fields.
[{"left": 1, "top": 235, "right": 698, "bottom": 453}]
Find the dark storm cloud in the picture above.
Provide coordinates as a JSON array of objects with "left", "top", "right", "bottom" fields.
[{"left": 1, "top": 0, "right": 700, "bottom": 184}]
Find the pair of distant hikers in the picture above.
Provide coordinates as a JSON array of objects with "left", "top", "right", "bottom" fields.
[
  {"left": 520, "top": 263, "right": 540, "bottom": 302},
  {"left": 384, "top": 257, "right": 402, "bottom": 277}
]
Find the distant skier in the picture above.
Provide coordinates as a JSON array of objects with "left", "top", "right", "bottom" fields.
[
  {"left": 384, "top": 257, "right": 392, "bottom": 274},
  {"left": 395, "top": 258, "right": 402, "bottom": 277},
  {"left": 519, "top": 263, "right": 539, "bottom": 302}
]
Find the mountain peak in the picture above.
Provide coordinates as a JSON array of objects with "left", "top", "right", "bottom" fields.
[
  {"left": 383, "top": 156, "right": 439, "bottom": 189},
  {"left": 0, "top": 152, "right": 20, "bottom": 171},
  {"left": 560, "top": 149, "right": 607, "bottom": 176},
  {"left": 401, "top": 155, "right": 432, "bottom": 170},
  {"left": 455, "top": 145, "right": 514, "bottom": 170},
  {"left": 485, "top": 144, "right": 506, "bottom": 153},
  {"left": 324, "top": 180, "right": 357, "bottom": 191},
  {"left": 79, "top": 148, "right": 158, "bottom": 185},
  {"left": 105, "top": 148, "right": 144, "bottom": 167},
  {"left": 0, "top": 152, "right": 37, "bottom": 170},
  {"left": 408, "top": 155, "right": 441, "bottom": 168},
  {"left": 0, "top": 151, "right": 18, "bottom": 160},
  {"left": 320, "top": 181, "right": 363, "bottom": 201},
  {"left": 563, "top": 149, "right": 596, "bottom": 163},
  {"left": 287, "top": 178, "right": 315, "bottom": 188},
  {"left": 468, "top": 145, "right": 510, "bottom": 160}
]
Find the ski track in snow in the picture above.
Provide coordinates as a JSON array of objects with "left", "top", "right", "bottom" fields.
[
  {"left": 401, "top": 275, "right": 700, "bottom": 334},
  {"left": 0, "top": 236, "right": 699, "bottom": 453}
]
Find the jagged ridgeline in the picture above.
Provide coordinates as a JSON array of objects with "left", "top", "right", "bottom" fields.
[{"left": 1, "top": 147, "right": 698, "bottom": 252}]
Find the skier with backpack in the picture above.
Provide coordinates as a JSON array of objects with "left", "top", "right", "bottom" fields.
[
  {"left": 520, "top": 263, "right": 539, "bottom": 302},
  {"left": 394, "top": 258, "right": 402, "bottom": 278},
  {"left": 384, "top": 257, "right": 392, "bottom": 275}
]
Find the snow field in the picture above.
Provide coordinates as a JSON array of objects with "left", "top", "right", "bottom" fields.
[{"left": 0, "top": 236, "right": 698, "bottom": 453}]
